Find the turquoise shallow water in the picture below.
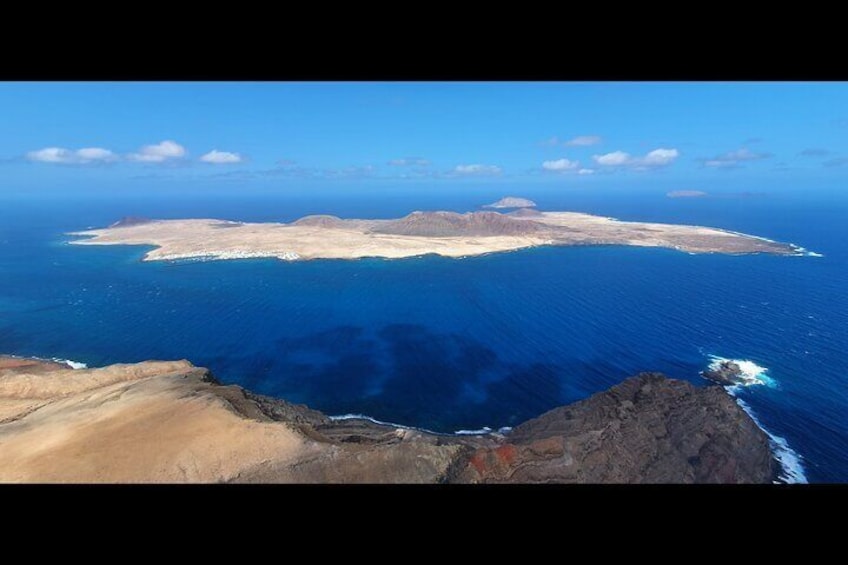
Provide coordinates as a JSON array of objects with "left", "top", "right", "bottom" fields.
[{"left": 1, "top": 190, "right": 846, "bottom": 481}]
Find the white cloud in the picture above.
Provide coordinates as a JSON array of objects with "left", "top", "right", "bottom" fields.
[
  {"left": 565, "top": 135, "right": 602, "bottom": 146},
  {"left": 542, "top": 158, "right": 580, "bottom": 171},
  {"left": 27, "top": 146, "right": 117, "bottom": 164},
  {"left": 702, "top": 147, "right": 772, "bottom": 168},
  {"left": 578, "top": 168, "right": 595, "bottom": 175},
  {"left": 593, "top": 148, "right": 679, "bottom": 169},
  {"left": 388, "top": 158, "right": 430, "bottom": 166},
  {"left": 27, "top": 147, "right": 74, "bottom": 163},
  {"left": 128, "top": 140, "right": 186, "bottom": 163},
  {"left": 542, "top": 135, "right": 602, "bottom": 147},
  {"left": 454, "top": 164, "right": 502, "bottom": 176},
  {"left": 594, "top": 150, "right": 632, "bottom": 166},
  {"left": 200, "top": 150, "right": 242, "bottom": 164},
  {"left": 642, "top": 148, "right": 679, "bottom": 166},
  {"left": 723, "top": 148, "right": 763, "bottom": 161},
  {"left": 799, "top": 148, "right": 831, "bottom": 157}
]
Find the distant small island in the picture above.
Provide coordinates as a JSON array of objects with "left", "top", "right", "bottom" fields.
[
  {"left": 484, "top": 196, "right": 537, "bottom": 209},
  {"left": 667, "top": 190, "right": 708, "bottom": 198},
  {"left": 68, "top": 208, "right": 806, "bottom": 263}
]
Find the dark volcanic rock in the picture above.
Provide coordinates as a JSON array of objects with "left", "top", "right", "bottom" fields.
[
  {"left": 238, "top": 372, "right": 774, "bottom": 483},
  {"left": 701, "top": 361, "right": 744, "bottom": 385},
  {"left": 372, "top": 211, "right": 545, "bottom": 237},
  {"left": 109, "top": 216, "right": 152, "bottom": 228},
  {"left": 452, "top": 373, "right": 774, "bottom": 484}
]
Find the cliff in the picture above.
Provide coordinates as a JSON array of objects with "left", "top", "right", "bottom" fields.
[{"left": 0, "top": 356, "right": 774, "bottom": 483}]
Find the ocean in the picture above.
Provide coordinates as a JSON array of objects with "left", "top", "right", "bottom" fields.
[{"left": 1, "top": 187, "right": 846, "bottom": 482}]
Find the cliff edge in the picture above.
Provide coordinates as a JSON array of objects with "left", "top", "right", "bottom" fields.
[{"left": 0, "top": 356, "right": 774, "bottom": 483}]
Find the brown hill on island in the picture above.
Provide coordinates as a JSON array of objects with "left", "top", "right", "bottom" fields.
[
  {"left": 109, "top": 216, "right": 152, "bottom": 228},
  {"left": 507, "top": 207, "right": 544, "bottom": 218},
  {"left": 372, "top": 211, "right": 545, "bottom": 237},
  {"left": 291, "top": 215, "right": 347, "bottom": 228},
  {"left": 0, "top": 356, "right": 774, "bottom": 483}
]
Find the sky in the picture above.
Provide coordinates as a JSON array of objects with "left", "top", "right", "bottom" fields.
[{"left": 1, "top": 82, "right": 847, "bottom": 197}]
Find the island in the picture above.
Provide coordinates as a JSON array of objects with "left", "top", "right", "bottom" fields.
[
  {"left": 483, "top": 196, "right": 538, "bottom": 208},
  {"left": 68, "top": 208, "right": 804, "bottom": 263},
  {"left": 0, "top": 355, "right": 775, "bottom": 483},
  {"left": 667, "top": 190, "right": 708, "bottom": 198}
]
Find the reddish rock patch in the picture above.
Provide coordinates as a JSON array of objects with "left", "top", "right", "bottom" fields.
[{"left": 495, "top": 444, "right": 518, "bottom": 466}]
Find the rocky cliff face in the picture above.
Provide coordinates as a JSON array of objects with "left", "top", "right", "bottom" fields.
[
  {"left": 0, "top": 357, "right": 774, "bottom": 483},
  {"left": 455, "top": 373, "right": 774, "bottom": 483}
]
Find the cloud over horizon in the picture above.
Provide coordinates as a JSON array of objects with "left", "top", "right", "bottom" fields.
[
  {"left": 388, "top": 158, "right": 431, "bottom": 167},
  {"left": 27, "top": 146, "right": 118, "bottom": 165},
  {"left": 565, "top": 135, "right": 602, "bottom": 146},
  {"left": 701, "top": 148, "right": 772, "bottom": 168},
  {"left": 799, "top": 148, "right": 831, "bottom": 157},
  {"left": 128, "top": 140, "right": 186, "bottom": 163},
  {"left": 592, "top": 148, "right": 679, "bottom": 170},
  {"left": 200, "top": 150, "right": 243, "bottom": 164},
  {"left": 542, "top": 158, "right": 580, "bottom": 172},
  {"left": 453, "top": 164, "right": 502, "bottom": 176},
  {"left": 542, "top": 135, "right": 602, "bottom": 147},
  {"left": 823, "top": 156, "right": 848, "bottom": 167}
]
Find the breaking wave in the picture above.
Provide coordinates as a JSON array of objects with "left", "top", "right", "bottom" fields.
[
  {"left": 330, "top": 414, "right": 510, "bottom": 437},
  {"left": 734, "top": 397, "right": 808, "bottom": 484},
  {"left": 704, "top": 355, "right": 807, "bottom": 483},
  {"left": 52, "top": 358, "right": 88, "bottom": 369},
  {"left": 705, "top": 355, "right": 776, "bottom": 387}
]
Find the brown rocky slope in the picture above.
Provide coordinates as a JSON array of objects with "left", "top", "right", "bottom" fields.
[{"left": 0, "top": 356, "right": 774, "bottom": 483}]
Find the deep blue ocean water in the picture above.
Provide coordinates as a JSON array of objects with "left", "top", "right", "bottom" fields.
[{"left": 1, "top": 188, "right": 846, "bottom": 482}]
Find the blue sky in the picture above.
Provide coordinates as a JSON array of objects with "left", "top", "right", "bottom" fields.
[{"left": 2, "top": 82, "right": 847, "bottom": 196}]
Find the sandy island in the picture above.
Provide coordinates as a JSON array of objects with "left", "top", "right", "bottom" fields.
[{"left": 67, "top": 209, "right": 802, "bottom": 262}]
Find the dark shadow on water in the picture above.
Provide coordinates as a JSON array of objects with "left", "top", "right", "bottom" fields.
[{"left": 207, "top": 322, "right": 578, "bottom": 433}]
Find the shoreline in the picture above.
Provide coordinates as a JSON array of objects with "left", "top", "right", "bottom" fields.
[{"left": 68, "top": 238, "right": 818, "bottom": 266}]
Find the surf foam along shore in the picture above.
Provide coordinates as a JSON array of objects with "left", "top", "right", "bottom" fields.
[
  {"left": 717, "top": 229, "right": 823, "bottom": 258},
  {"left": 734, "top": 397, "right": 808, "bottom": 484},
  {"left": 330, "top": 414, "right": 509, "bottom": 437},
  {"left": 790, "top": 244, "right": 824, "bottom": 257},
  {"left": 66, "top": 209, "right": 803, "bottom": 263},
  {"left": 53, "top": 358, "right": 88, "bottom": 369},
  {"left": 702, "top": 355, "right": 808, "bottom": 484},
  {"left": 0, "top": 354, "right": 87, "bottom": 370}
]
